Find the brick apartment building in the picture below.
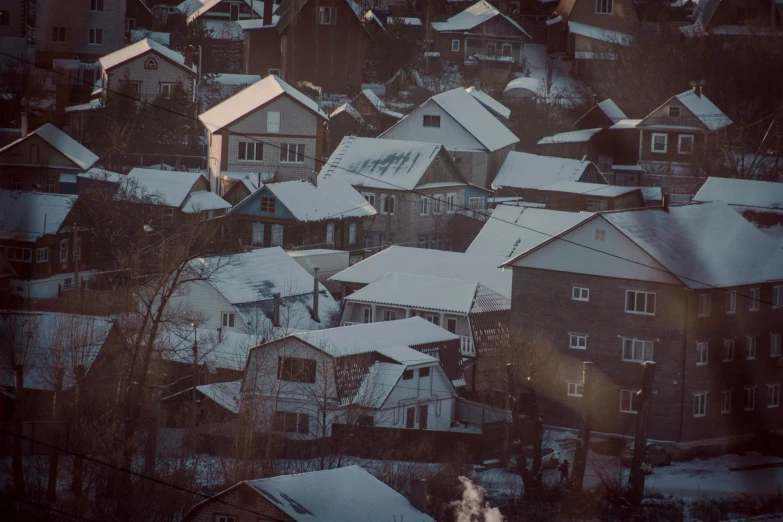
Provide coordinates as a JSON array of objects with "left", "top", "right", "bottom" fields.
[{"left": 502, "top": 202, "right": 783, "bottom": 450}]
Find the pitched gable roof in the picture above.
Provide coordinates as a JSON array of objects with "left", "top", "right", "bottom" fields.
[
  {"left": 693, "top": 177, "right": 783, "bottom": 209},
  {"left": 573, "top": 99, "right": 627, "bottom": 128},
  {"left": 126, "top": 168, "right": 205, "bottom": 207},
  {"left": 0, "top": 124, "right": 99, "bottom": 170},
  {"left": 274, "top": 0, "right": 369, "bottom": 33},
  {"left": 640, "top": 89, "right": 732, "bottom": 131},
  {"left": 0, "top": 190, "right": 78, "bottom": 242},
  {"left": 432, "top": 0, "right": 532, "bottom": 39},
  {"left": 198, "top": 75, "right": 326, "bottom": 133},
  {"left": 177, "top": 0, "right": 264, "bottom": 23},
  {"left": 99, "top": 38, "right": 196, "bottom": 73},
  {"left": 465, "top": 86, "right": 511, "bottom": 120},
  {"left": 492, "top": 152, "right": 603, "bottom": 189},
  {"left": 321, "top": 136, "right": 464, "bottom": 191}
]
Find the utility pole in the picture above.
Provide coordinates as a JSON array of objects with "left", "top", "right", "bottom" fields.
[
  {"left": 628, "top": 361, "right": 656, "bottom": 505},
  {"left": 570, "top": 361, "right": 593, "bottom": 493},
  {"left": 12, "top": 363, "right": 25, "bottom": 498},
  {"left": 71, "top": 364, "right": 86, "bottom": 514},
  {"left": 190, "top": 326, "right": 199, "bottom": 453},
  {"left": 46, "top": 367, "right": 65, "bottom": 502},
  {"left": 502, "top": 363, "right": 513, "bottom": 467}
]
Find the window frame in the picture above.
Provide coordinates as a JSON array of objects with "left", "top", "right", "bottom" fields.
[
  {"left": 260, "top": 196, "right": 276, "bottom": 213},
  {"left": 251, "top": 222, "right": 265, "bottom": 246},
  {"left": 726, "top": 291, "right": 737, "bottom": 314},
  {"left": 749, "top": 287, "right": 760, "bottom": 311},
  {"left": 144, "top": 57, "right": 158, "bottom": 70},
  {"left": 747, "top": 335, "right": 757, "bottom": 360},
  {"left": 380, "top": 194, "right": 395, "bottom": 215},
  {"left": 361, "top": 192, "right": 376, "bottom": 208},
  {"left": 721, "top": 389, "right": 732, "bottom": 414},
  {"left": 325, "top": 223, "right": 335, "bottom": 246},
  {"left": 625, "top": 290, "right": 656, "bottom": 315},
  {"left": 159, "top": 82, "right": 175, "bottom": 97},
  {"left": 362, "top": 307, "right": 373, "bottom": 324},
  {"left": 651, "top": 133, "right": 668, "bottom": 154},
  {"left": 52, "top": 26, "right": 66, "bottom": 43},
  {"left": 619, "top": 389, "right": 639, "bottom": 414},
  {"left": 696, "top": 341, "right": 709, "bottom": 366},
  {"left": 468, "top": 197, "right": 484, "bottom": 210},
  {"left": 572, "top": 286, "right": 589, "bottom": 302},
  {"left": 568, "top": 333, "right": 588, "bottom": 350},
  {"left": 773, "top": 286, "right": 783, "bottom": 309},
  {"left": 677, "top": 134, "right": 695, "bottom": 155},
  {"left": 768, "top": 384, "right": 781, "bottom": 408},
  {"left": 622, "top": 338, "right": 654, "bottom": 362},
  {"left": 221, "top": 312, "right": 235, "bottom": 328},
  {"left": 418, "top": 235, "right": 428, "bottom": 249},
  {"left": 382, "top": 310, "right": 396, "bottom": 321},
  {"left": 697, "top": 293, "right": 711, "bottom": 317},
  {"left": 36, "top": 247, "right": 49, "bottom": 263},
  {"left": 446, "top": 318, "right": 457, "bottom": 333},
  {"left": 90, "top": 0, "right": 104, "bottom": 11},
  {"left": 267, "top": 111, "right": 280, "bottom": 133},
  {"left": 451, "top": 39, "right": 460, "bottom": 52},
  {"left": 279, "top": 143, "right": 305, "bottom": 163},
  {"left": 420, "top": 195, "right": 430, "bottom": 216},
  {"left": 238, "top": 141, "right": 262, "bottom": 161},
  {"left": 567, "top": 382, "right": 584, "bottom": 397},
  {"left": 595, "top": 0, "right": 614, "bottom": 14},
  {"left": 425, "top": 314, "right": 440, "bottom": 326},
  {"left": 586, "top": 199, "right": 608, "bottom": 212},
  {"left": 125, "top": 18, "right": 136, "bottom": 31},
  {"left": 229, "top": 3, "right": 240, "bottom": 21},
  {"left": 318, "top": 6, "right": 337, "bottom": 25},
  {"left": 744, "top": 386, "right": 756, "bottom": 411},
  {"left": 60, "top": 239, "right": 69, "bottom": 263},
  {"left": 348, "top": 223, "right": 357, "bottom": 246},
  {"left": 270, "top": 223, "right": 283, "bottom": 247},
  {"left": 88, "top": 28, "right": 103, "bottom": 45},
  {"left": 446, "top": 193, "right": 457, "bottom": 214},
  {"left": 693, "top": 392, "right": 707, "bottom": 417},
  {"left": 771, "top": 333, "right": 782, "bottom": 358},
  {"left": 668, "top": 106, "right": 680, "bottom": 118},
  {"left": 423, "top": 115, "right": 441, "bottom": 128},
  {"left": 722, "top": 338, "right": 735, "bottom": 362},
  {"left": 277, "top": 357, "right": 316, "bottom": 383},
  {"left": 594, "top": 229, "right": 606, "bottom": 241}
]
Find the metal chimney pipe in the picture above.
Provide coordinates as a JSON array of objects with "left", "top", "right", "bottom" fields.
[
  {"left": 273, "top": 292, "right": 281, "bottom": 327},
  {"left": 20, "top": 112, "right": 28, "bottom": 138},
  {"left": 312, "top": 267, "right": 320, "bottom": 322}
]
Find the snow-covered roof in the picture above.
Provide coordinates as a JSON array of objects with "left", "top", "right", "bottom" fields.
[
  {"left": 196, "top": 381, "right": 242, "bottom": 413},
  {"left": 610, "top": 119, "right": 641, "bottom": 130},
  {"left": 177, "top": 0, "right": 264, "bottom": 22},
  {"left": 492, "top": 152, "right": 600, "bottom": 190},
  {"left": 130, "top": 30, "right": 171, "bottom": 46},
  {"left": 65, "top": 99, "right": 103, "bottom": 113},
  {"left": 693, "top": 177, "right": 783, "bottom": 209},
  {"left": 242, "top": 466, "right": 437, "bottom": 522},
  {"left": 540, "top": 180, "right": 640, "bottom": 197},
  {"left": 432, "top": 0, "right": 532, "bottom": 39},
  {"left": 99, "top": 38, "right": 196, "bottom": 73},
  {"left": 321, "top": 137, "right": 458, "bottom": 191},
  {"left": 465, "top": 86, "right": 511, "bottom": 120},
  {"left": 213, "top": 73, "right": 262, "bottom": 86},
  {"left": 597, "top": 99, "right": 627, "bottom": 124},
  {"left": 0, "top": 190, "right": 77, "bottom": 242},
  {"left": 232, "top": 179, "right": 377, "bottom": 221},
  {"left": 538, "top": 128, "right": 602, "bottom": 145},
  {"left": 158, "top": 327, "right": 259, "bottom": 371},
  {"left": 388, "top": 16, "right": 422, "bottom": 25},
  {"left": 329, "top": 102, "right": 363, "bottom": 121},
  {"left": 674, "top": 90, "right": 732, "bottom": 131},
  {"left": 331, "top": 246, "right": 512, "bottom": 298},
  {"left": 0, "top": 123, "right": 99, "bottom": 170},
  {"left": 567, "top": 21, "right": 632, "bottom": 46},
  {"left": 180, "top": 190, "right": 232, "bottom": 213},
  {"left": 199, "top": 74, "right": 326, "bottom": 133},
  {"left": 603, "top": 202, "right": 783, "bottom": 288},
  {"left": 221, "top": 170, "right": 262, "bottom": 192},
  {"left": 503, "top": 76, "right": 540, "bottom": 95},
  {"left": 126, "top": 168, "right": 205, "bottom": 207},
  {"left": 0, "top": 312, "right": 114, "bottom": 391},
  {"left": 465, "top": 205, "right": 591, "bottom": 261},
  {"left": 346, "top": 272, "right": 509, "bottom": 314}
]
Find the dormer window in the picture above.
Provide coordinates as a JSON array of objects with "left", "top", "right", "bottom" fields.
[
  {"left": 595, "top": 0, "right": 613, "bottom": 14},
  {"left": 668, "top": 106, "right": 680, "bottom": 118},
  {"left": 144, "top": 57, "right": 158, "bottom": 70}
]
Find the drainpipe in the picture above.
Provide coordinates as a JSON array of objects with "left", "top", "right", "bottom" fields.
[{"left": 312, "top": 267, "right": 320, "bottom": 322}]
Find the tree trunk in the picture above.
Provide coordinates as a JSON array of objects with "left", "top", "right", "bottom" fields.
[
  {"left": 628, "top": 361, "right": 656, "bottom": 505},
  {"left": 12, "top": 364, "right": 25, "bottom": 498},
  {"left": 47, "top": 367, "right": 65, "bottom": 502},
  {"left": 570, "top": 362, "right": 593, "bottom": 493},
  {"left": 71, "top": 364, "right": 86, "bottom": 512}
]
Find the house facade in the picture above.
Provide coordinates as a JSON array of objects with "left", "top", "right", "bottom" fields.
[
  {"left": 502, "top": 203, "right": 783, "bottom": 448},
  {"left": 240, "top": 0, "right": 371, "bottom": 95},
  {"left": 199, "top": 74, "right": 327, "bottom": 188},
  {"left": 98, "top": 38, "right": 198, "bottom": 104},
  {"left": 0, "top": 0, "right": 27, "bottom": 57},
  {"left": 321, "top": 136, "right": 489, "bottom": 252},
  {"left": 226, "top": 178, "right": 376, "bottom": 253},
  {"left": 379, "top": 88, "right": 519, "bottom": 189},
  {"left": 431, "top": 0, "right": 532, "bottom": 66}
]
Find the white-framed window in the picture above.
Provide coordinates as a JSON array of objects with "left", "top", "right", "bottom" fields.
[
  {"left": 420, "top": 195, "right": 430, "bottom": 216},
  {"left": 722, "top": 338, "right": 735, "bottom": 362},
  {"left": 126, "top": 81, "right": 141, "bottom": 98},
  {"left": 572, "top": 286, "right": 589, "bottom": 301},
  {"left": 326, "top": 223, "right": 334, "bottom": 246},
  {"left": 451, "top": 39, "right": 460, "bottom": 52},
  {"left": 620, "top": 389, "right": 639, "bottom": 413},
  {"left": 749, "top": 288, "right": 760, "bottom": 311},
  {"left": 4, "top": 247, "right": 32, "bottom": 263},
  {"left": 90, "top": 0, "right": 104, "bottom": 11},
  {"left": 773, "top": 286, "right": 783, "bottom": 308},
  {"left": 362, "top": 192, "right": 376, "bottom": 207},
  {"left": 625, "top": 290, "right": 656, "bottom": 315},
  {"left": 52, "top": 26, "right": 66, "bottom": 42},
  {"left": 88, "top": 28, "right": 103, "bottom": 45},
  {"left": 260, "top": 196, "right": 275, "bottom": 212},
  {"left": 425, "top": 314, "right": 440, "bottom": 326},
  {"left": 432, "top": 194, "right": 442, "bottom": 214},
  {"left": 678, "top": 134, "right": 695, "bottom": 155},
  {"left": 380, "top": 194, "right": 395, "bottom": 215},
  {"left": 696, "top": 341, "right": 709, "bottom": 365},
  {"left": 651, "top": 133, "right": 668, "bottom": 153},
  {"left": 267, "top": 111, "right": 280, "bottom": 133},
  {"left": 586, "top": 199, "right": 608, "bottom": 211},
  {"left": 595, "top": 0, "right": 613, "bottom": 13},
  {"left": 693, "top": 392, "right": 707, "bottom": 417},
  {"left": 721, "top": 389, "right": 732, "bottom": 414},
  {"left": 10, "top": 176, "right": 22, "bottom": 190},
  {"left": 747, "top": 335, "right": 757, "bottom": 360},
  {"left": 468, "top": 197, "right": 484, "bottom": 210},
  {"left": 595, "top": 229, "right": 606, "bottom": 241},
  {"left": 668, "top": 106, "right": 680, "bottom": 118},
  {"left": 36, "top": 248, "right": 48, "bottom": 263},
  {"left": 251, "top": 223, "right": 264, "bottom": 246},
  {"left": 238, "top": 141, "right": 262, "bottom": 161},
  {"left": 60, "top": 239, "right": 68, "bottom": 262},
  {"left": 569, "top": 333, "right": 587, "bottom": 350},
  {"left": 273, "top": 411, "right": 309, "bottom": 434},
  {"left": 63, "top": 277, "right": 74, "bottom": 289},
  {"left": 768, "top": 384, "right": 781, "bottom": 408},
  {"left": 771, "top": 333, "right": 782, "bottom": 358},
  {"left": 383, "top": 310, "right": 396, "bottom": 321},
  {"left": 364, "top": 233, "right": 373, "bottom": 251},
  {"left": 446, "top": 193, "right": 457, "bottom": 213},
  {"left": 362, "top": 307, "right": 373, "bottom": 323},
  {"left": 348, "top": 223, "right": 357, "bottom": 246},
  {"left": 697, "top": 293, "right": 711, "bottom": 317},
  {"left": 423, "top": 115, "right": 440, "bottom": 127},
  {"left": 159, "top": 83, "right": 175, "bottom": 97},
  {"left": 271, "top": 224, "right": 283, "bottom": 247},
  {"left": 144, "top": 57, "right": 157, "bottom": 70},
  {"left": 567, "top": 382, "right": 584, "bottom": 397},
  {"left": 222, "top": 312, "right": 235, "bottom": 328},
  {"left": 622, "top": 338, "right": 654, "bottom": 362},
  {"left": 745, "top": 386, "right": 756, "bottom": 411},
  {"left": 280, "top": 143, "right": 305, "bottom": 163},
  {"left": 726, "top": 291, "right": 736, "bottom": 314},
  {"left": 125, "top": 17, "right": 136, "bottom": 31},
  {"left": 318, "top": 6, "right": 337, "bottom": 25}
]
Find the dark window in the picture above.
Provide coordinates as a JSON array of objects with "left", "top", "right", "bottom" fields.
[
  {"left": 280, "top": 143, "right": 305, "bottom": 162},
  {"left": 446, "top": 318, "right": 457, "bottom": 333},
  {"left": 402, "top": 369, "right": 413, "bottom": 380},
  {"left": 91, "top": 0, "right": 104, "bottom": 11},
  {"left": 406, "top": 407, "right": 415, "bottom": 428},
  {"left": 260, "top": 196, "right": 276, "bottom": 213},
  {"left": 89, "top": 28, "right": 103, "bottom": 45},
  {"left": 239, "top": 141, "right": 262, "bottom": 161},
  {"left": 278, "top": 357, "right": 316, "bottom": 383},
  {"left": 230, "top": 3, "right": 240, "bottom": 20},
  {"left": 144, "top": 57, "right": 157, "bottom": 70},
  {"left": 52, "top": 26, "right": 66, "bottom": 42},
  {"left": 0, "top": 11, "right": 10, "bottom": 25},
  {"left": 419, "top": 404, "right": 428, "bottom": 430},
  {"left": 11, "top": 176, "right": 22, "bottom": 190},
  {"left": 273, "top": 411, "right": 309, "bottom": 434},
  {"left": 126, "top": 18, "right": 136, "bottom": 31},
  {"left": 419, "top": 367, "right": 430, "bottom": 378},
  {"left": 297, "top": 414, "right": 309, "bottom": 434},
  {"left": 358, "top": 415, "right": 374, "bottom": 426},
  {"left": 423, "top": 115, "right": 440, "bottom": 127}
]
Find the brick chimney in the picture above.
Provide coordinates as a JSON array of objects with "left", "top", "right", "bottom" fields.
[
  {"left": 263, "top": 0, "right": 274, "bottom": 24},
  {"left": 273, "top": 292, "right": 281, "bottom": 327},
  {"left": 311, "top": 267, "right": 320, "bottom": 322},
  {"left": 20, "top": 112, "right": 28, "bottom": 138}
]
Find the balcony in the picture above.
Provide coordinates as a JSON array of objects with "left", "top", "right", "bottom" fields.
[{"left": 460, "top": 335, "right": 475, "bottom": 356}]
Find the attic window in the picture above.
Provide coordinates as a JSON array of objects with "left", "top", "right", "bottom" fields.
[
  {"left": 668, "top": 106, "right": 680, "bottom": 118},
  {"left": 595, "top": 0, "right": 613, "bottom": 14},
  {"left": 260, "top": 196, "right": 276, "bottom": 213},
  {"left": 423, "top": 115, "right": 440, "bottom": 128},
  {"left": 318, "top": 6, "right": 337, "bottom": 25},
  {"left": 144, "top": 57, "right": 158, "bottom": 70}
]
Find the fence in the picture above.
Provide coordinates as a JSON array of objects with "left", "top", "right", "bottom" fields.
[{"left": 455, "top": 398, "right": 507, "bottom": 428}]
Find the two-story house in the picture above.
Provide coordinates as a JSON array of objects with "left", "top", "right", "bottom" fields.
[
  {"left": 35, "top": 0, "right": 128, "bottom": 66},
  {"left": 341, "top": 272, "right": 511, "bottom": 390},
  {"left": 239, "top": 0, "right": 373, "bottom": 95},
  {"left": 166, "top": 247, "right": 340, "bottom": 340},
  {"left": 0, "top": 123, "right": 99, "bottom": 192},
  {"left": 241, "top": 317, "right": 461, "bottom": 440},
  {"left": 501, "top": 201, "right": 783, "bottom": 450},
  {"left": 431, "top": 0, "right": 532, "bottom": 66},
  {"left": 199, "top": 74, "right": 328, "bottom": 188},
  {"left": 321, "top": 136, "right": 490, "bottom": 251},
  {"left": 379, "top": 88, "right": 519, "bottom": 189},
  {"left": 98, "top": 38, "right": 198, "bottom": 104},
  {"left": 226, "top": 177, "right": 376, "bottom": 253},
  {"left": 0, "top": 0, "right": 27, "bottom": 58},
  {"left": 0, "top": 190, "right": 94, "bottom": 299}
]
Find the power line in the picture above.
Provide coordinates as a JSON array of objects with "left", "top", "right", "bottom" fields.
[
  {"left": 1, "top": 51, "right": 777, "bottom": 306},
  {"left": 1, "top": 493, "right": 99, "bottom": 522}
]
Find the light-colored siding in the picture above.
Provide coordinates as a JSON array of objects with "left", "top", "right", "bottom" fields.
[
  {"left": 106, "top": 53, "right": 195, "bottom": 103},
  {"left": 381, "top": 100, "right": 485, "bottom": 151},
  {"left": 167, "top": 280, "right": 247, "bottom": 332},
  {"left": 36, "top": 0, "right": 127, "bottom": 61}
]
